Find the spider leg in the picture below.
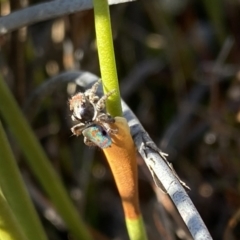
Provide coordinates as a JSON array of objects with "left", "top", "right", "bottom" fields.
[
  {"left": 95, "top": 89, "right": 116, "bottom": 112},
  {"left": 97, "top": 113, "right": 115, "bottom": 123},
  {"left": 71, "top": 123, "right": 86, "bottom": 136},
  {"left": 85, "top": 79, "right": 101, "bottom": 103},
  {"left": 101, "top": 122, "right": 118, "bottom": 134}
]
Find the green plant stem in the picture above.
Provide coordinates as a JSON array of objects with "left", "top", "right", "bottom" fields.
[
  {"left": 0, "top": 76, "right": 92, "bottom": 240},
  {"left": 0, "top": 190, "right": 27, "bottom": 240},
  {"left": 93, "top": 0, "right": 122, "bottom": 117},
  {"left": 93, "top": 1, "right": 147, "bottom": 240},
  {"left": 0, "top": 121, "right": 47, "bottom": 240},
  {"left": 126, "top": 217, "right": 148, "bottom": 240}
]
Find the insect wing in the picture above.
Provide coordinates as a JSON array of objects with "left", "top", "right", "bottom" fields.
[{"left": 83, "top": 125, "right": 112, "bottom": 148}]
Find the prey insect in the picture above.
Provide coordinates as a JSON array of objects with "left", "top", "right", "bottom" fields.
[{"left": 69, "top": 79, "right": 117, "bottom": 148}]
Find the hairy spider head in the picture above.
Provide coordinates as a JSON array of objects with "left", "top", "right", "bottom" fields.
[{"left": 69, "top": 93, "right": 95, "bottom": 123}]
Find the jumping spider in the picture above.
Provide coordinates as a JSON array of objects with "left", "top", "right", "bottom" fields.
[{"left": 69, "top": 79, "right": 117, "bottom": 148}]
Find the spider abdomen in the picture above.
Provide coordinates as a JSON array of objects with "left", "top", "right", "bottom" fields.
[{"left": 82, "top": 125, "right": 112, "bottom": 148}]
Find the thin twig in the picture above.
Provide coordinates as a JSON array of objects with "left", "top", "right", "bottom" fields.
[{"left": 0, "top": 0, "right": 135, "bottom": 35}]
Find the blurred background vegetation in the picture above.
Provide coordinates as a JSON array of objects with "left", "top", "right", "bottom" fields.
[{"left": 1, "top": 0, "right": 240, "bottom": 239}]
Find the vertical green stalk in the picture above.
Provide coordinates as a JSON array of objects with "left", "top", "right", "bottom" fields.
[
  {"left": 93, "top": 0, "right": 122, "bottom": 117},
  {"left": 0, "top": 121, "right": 47, "bottom": 240},
  {"left": 93, "top": 1, "right": 147, "bottom": 240},
  {"left": 0, "top": 190, "right": 27, "bottom": 240},
  {"left": 0, "top": 75, "right": 92, "bottom": 240},
  {"left": 126, "top": 217, "right": 148, "bottom": 240}
]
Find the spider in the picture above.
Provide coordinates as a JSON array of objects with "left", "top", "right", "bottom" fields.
[{"left": 69, "top": 79, "right": 117, "bottom": 147}]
